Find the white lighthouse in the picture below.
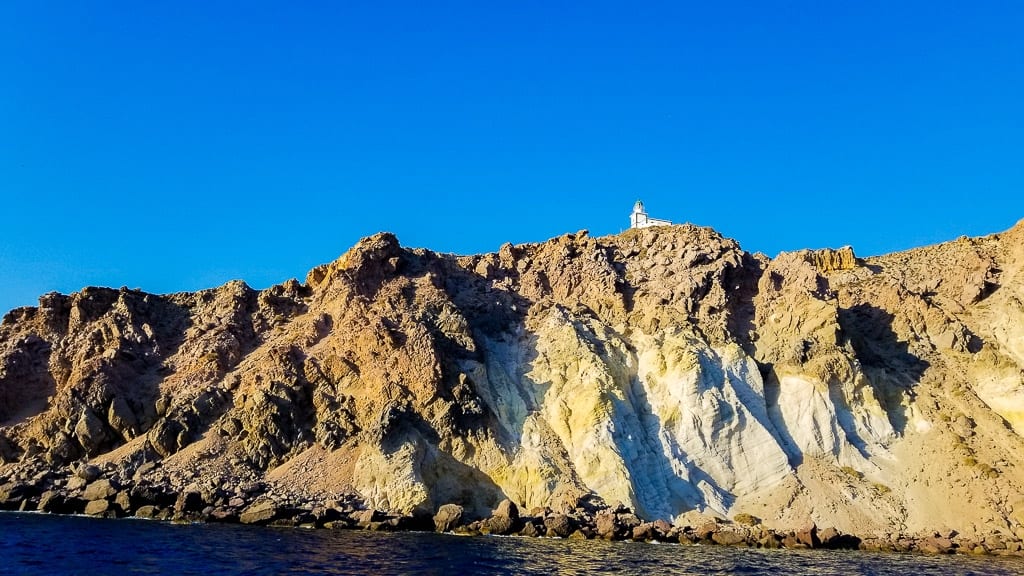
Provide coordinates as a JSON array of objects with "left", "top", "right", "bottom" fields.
[{"left": 629, "top": 200, "right": 672, "bottom": 229}]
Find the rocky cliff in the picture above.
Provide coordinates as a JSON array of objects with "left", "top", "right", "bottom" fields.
[{"left": 2, "top": 221, "right": 1024, "bottom": 544}]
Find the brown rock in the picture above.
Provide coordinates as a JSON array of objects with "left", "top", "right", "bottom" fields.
[
  {"left": 114, "top": 491, "right": 132, "bottom": 513},
  {"left": 652, "top": 519, "right": 673, "bottom": 537},
  {"left": 632, "top": 523, "right": 655, "bottom": 541},
  {"left": 595, "top": 511, "right": 619, "bottom": 540},
  {"left": 918, "top": 537, "right": 955, "bottom": 554},
  {"left": 795, "top": 523, "right": 820, "bottom": 548},
  {"left": 494, "top": 498, "right": 519, "bottom": 520},
  {"left": 84, "top": 499, "right": 110, "bottom": 516},
  {"left": 38, "top": 491, "right": 67, "bottom": 513},
  {"left": 433, "top": 504, "right": 463, "bottom": 532},
  {"left": 134, "top": 505, "right": 159, "bottom": 518},
  {"left": 694, "top": 521, "right": 719, "bottom": 541},
  {"left": 75, "top": 464, "right": 101, "bottom": 482},
  {"left": 356, "top": 509, "right": 380, "bottom": 528},
  {"left": 482, "top": 514, "right": 515, "bottom": 536},
  {"left": 782, "top": 534, "right": 804, "bottom": 549},
  {"left": 984, "top": 535, "right": 1006, "bottom": 551},
  {"left": 519, "top": 521, "right": 540, "bottom": 537},
  {"left": 800, "top": 246, "right": 858, "bottom": 273},
  {"left": 175, "top": 490, "right": 205, "bottom": 513},
  {"left": 712, "top": 530, "right": 748, "bottom": 546},
  {"left": 544, "top": 514, "right": 575, "bottom": 538},
  {"left": 82, "top": 479, "right": 116, "bottom": 502},
  {"left": 239, "top": 500, "right": 278, "bottom": 525}
]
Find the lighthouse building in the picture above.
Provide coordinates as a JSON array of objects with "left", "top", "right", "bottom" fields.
[{"left": 629, "top": 200, "right": 672, "bottom": 229}]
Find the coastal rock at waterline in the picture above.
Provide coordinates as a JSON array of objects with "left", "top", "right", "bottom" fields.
[
  {"left": 481, "top": 499, "right": 521, "bottom": 535},
  {"left": 711, "top": 529, "right": 748, "bottom": 546},
  {"left": 240, "top": 500, "right": 279, "bottom": 525},
  {"left": 482, "top": 514, "right": 515, "bottom": 535},
  {"left": 433, "top": 504, "right": 463, "bottom": 532},
  {"left": 84, "top": 499, "right": 111, "bottom": 516},
  {"left": 494, "top": 498, "right": 519, "bottom": 520},
  {"left": 544, "top": 514, "right": 575, "bottom": 538},
  {"left": 81, "top": 479, "right": 117, "bottom": 502},
  {"left": 795, "top": 523, "right": 820, "bottom": 548}
]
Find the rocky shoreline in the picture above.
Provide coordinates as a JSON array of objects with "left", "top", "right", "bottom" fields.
[
  {"left": 3, "top": 462, "right": 1023, "bottom": 558},
  {"left": 4, "top": 224, "right": 1024, "bottom": 557}
]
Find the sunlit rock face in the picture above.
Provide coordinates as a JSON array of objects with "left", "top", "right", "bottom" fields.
[{"left": 3, "top": 219, "right": 1024, "bottom": 538}]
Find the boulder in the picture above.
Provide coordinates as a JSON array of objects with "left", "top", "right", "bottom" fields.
[
  {"left": 433, "top": 504, "right": 464, "bottom": 532},
  {"left": 65, "top": 477, "right": 87, "bottom": 493},
  {"left": 130, "top": 484, "right": 176, "bottom": 509},
  {"left": 208, "top": 508, "right": 239, "bottom": 523},
  {"left": 312, "top": 506, "right": 342, "bottom": 526},
  {"left": 818, "top": 527, "right": 861, "bottom": 550},
  {"left": 544, "top": 514, "right": 575, "bottom": 538},
  {"left": 818, "top": 526, "right": 840, "bottom": 545},
  {"left": 494, "top": 499, "right": 519, "bottom": 520},
  {"left": 356, "top": 509, "right": 380, "bottom": 528},
  {"left": 632, "top": 523, "right": 656, "bottom": 541},
  {"left": 38, "top": 491, "right": 68, "bottom": 513},
  {"left": 84, "top": 499, "right": 110, "bottom": 516},
  {"left": 82, "top": 479, "right": 117, "bottom": 502},
  {"left": 918, "top": 536, "right": 955, "bottom": 554},
  {"left": 76, "top": 464, "right": 102, "bottom": 483},
  {"left": 595, "top": 511, "right": 620, "bottom": 540},
  {"left": 712, "top": 529, "right": 748, "bottom": 546},
  {"left": 0, "top": 482, "right": 36, "bottom": 510},
  {"left": 782, "top": 534, "right": 804, "bottom": 549},
  {"left": 694, "top": 521, "right": 719, "bottom": 541},
  {"left": 175, "top": 490, "right": 206, "bottom": 514},
  {"left": 519, "top": 521, "right": 540, "bottom": 537},
  {"left": 239, "top": 500, "right": 279, "bottom": 525},
  {"left": 652, "top": 519, "right": 673, "bottom": 536},
  {"left": 74, "top": 409, "right": 111, "bottom": 455},
  {"left": 134, "top": 505, "right": 159, "bottom": 519},
  {"left": 984, "top": 535, "right": 1006, "bottom": 551},
  {"left": 482, "top": 514, "right": 515, "bottom": 536},
  {"left": 795, "top": 523, "right": 820, "bottom": 548},
  {"left": 113, "top": 491, "right": 132, "bottom": 514},
  {"left": 616, "top": 512, "right": 642, "bottom": 531}
]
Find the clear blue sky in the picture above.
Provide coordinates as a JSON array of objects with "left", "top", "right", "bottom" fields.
[{"left": 2, "top": 1, "right": 1023, "bottom": 314}]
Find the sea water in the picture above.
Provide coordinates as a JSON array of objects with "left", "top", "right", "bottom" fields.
[{"left": 2, "top": 512, "right": 1022, "bottom": 575}]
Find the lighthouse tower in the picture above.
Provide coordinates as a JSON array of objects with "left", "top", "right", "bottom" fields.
[{"left": 629, "top": 200, "right": 671, "bottom": 229}]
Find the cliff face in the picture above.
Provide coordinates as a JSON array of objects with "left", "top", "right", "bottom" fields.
[{"left": 2, "top": 221, "right": 1024, "bottom": 538}]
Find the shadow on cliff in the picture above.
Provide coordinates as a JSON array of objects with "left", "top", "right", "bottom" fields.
[
  {"left": 383, "top": 412, "right": 506, "bottom": 518},
  {"left": 838, "top": 303, "right": 929, "bottom": 434},
  {"left": 621, "top": 357, "right": 736, "bottom": 519},
  {"left": 0, "top": 289, "right": 202, "bottom": 463},
  {"left": 758, "top": 305, "right": 927, "bottom": 467},
  {"left": 0, "top": 335, "right": 57, "bottom": 428},
  {"left": 68, "top": 291, "right": 197, "bottom": 461},
  {"left": 725, "top": 253, "right": 768, "bottom": 356},
  {"left": 410, "top": 250, "right": 534, "bottom": 441}
]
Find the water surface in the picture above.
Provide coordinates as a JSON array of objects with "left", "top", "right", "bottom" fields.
[{"left": 2, "top": 513, "right": 1021, "bottom": 575}]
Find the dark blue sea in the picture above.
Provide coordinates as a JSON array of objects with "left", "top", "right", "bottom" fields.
[{"left": 2, "top": 512, "right": 1022, "bottom": 575}]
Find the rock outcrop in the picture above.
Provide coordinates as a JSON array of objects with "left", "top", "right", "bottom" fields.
[{"left": 3, "top": 220, "right": 1024, "bottom": 549}]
